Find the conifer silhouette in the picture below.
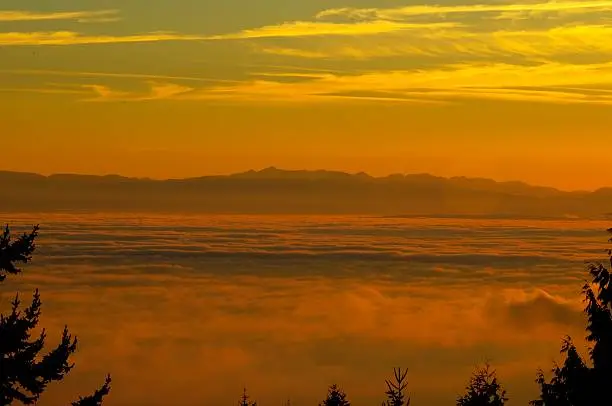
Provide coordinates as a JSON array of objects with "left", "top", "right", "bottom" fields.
[
  {"left": 457, "top": 363, "right": 507, "bottom": 406},
  {"left": 531, "top": 228, "right": 612, "bottom": 406},
  {"left": 0, "top": 225, "right": 111, "bottom": 405},
  {"left": 239, "top": 387, "right": 257, "bottom": 406},
  {"left": 320, "top": 383, "right": 350, "bottom": 406},
  {"left": 381, "top": 367, "right": 410, "bottom": 406}
]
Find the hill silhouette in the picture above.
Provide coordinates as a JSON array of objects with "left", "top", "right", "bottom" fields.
[{"left": 0, "top": 168, "right": 610, "bottom": 216}]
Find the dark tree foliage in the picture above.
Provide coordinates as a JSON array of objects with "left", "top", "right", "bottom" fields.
[
  {"left": 71, "top": 375, "right": 112, "bottom": 406},
  {"left": 531, "top": 228, "right": 612, "bottom": 406},
  {"left": 0, "top": 225, "right": 111, "bottom": 405},
  {"left": 530, "top": 338, "right": 591, "bottom": 406},
  {"left": 0, "top": 225, "right": 38, "bottom": 282},
  {"left": 382, "top": 367, "right": 410, "bottom": 406},
  {"left": 320, "top": 384, "right": 350, "bottom": 406},
  {"left": 239, "top": 387, "right": 257, "bottom": 406},
  {"left": 457, "top": 363, "right": 507, "bottom": 406}
]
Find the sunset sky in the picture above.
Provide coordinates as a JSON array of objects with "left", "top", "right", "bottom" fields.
[{"left": 2, "top": 0, "right": 611, "bottom": 190}]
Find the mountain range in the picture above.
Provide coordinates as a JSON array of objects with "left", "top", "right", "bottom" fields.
[{"left": 1, "top": 167, "right": 610, "bottom": 217}]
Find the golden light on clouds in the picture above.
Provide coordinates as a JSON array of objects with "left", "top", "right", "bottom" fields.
[
  {"left": 2, "top": 0, "right": 612, "bottom": 187},
  {"left": 0, "top": 31, "right": 205, "bottom": 46},
  {"left": 0, "top": 9, "right": 118, "bottom": 22},
  {"left": 29, "top": 61, "right": 612, "bottom": 105},
  {"left": 4, "top": 213, "right": 602, "bottom": 405},
  {"left": 203, "top": 20, "right": 462, "bottom": 40},
  {"left": 5, "top": 1, "right": 612, "bottom": 105},
  {"left": 315, "top": 0, "right": 612, "bottom": 20}
]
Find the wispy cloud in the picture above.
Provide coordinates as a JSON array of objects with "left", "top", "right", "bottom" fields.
[
  {"left": 6, "top": 2, "right": 612, "bottom": 107},
  {"left": 250, "top": 24, "right": 612, "bottom": 60},
  {"left": 0, "top": 31, "right": 206, "bottom": 46},
  {"left": 256, "top": 46, "right": 329, "bottom": 59},
  {"left": 3, "top": 69, "right": 240, "bottom": 84},
  {"left": 82, "top": 81, "right": 194, "bottom": 102},
  {"left": 65, "top": 60, "right": 612, "bottom": 105},
  {"left": 190, "top": 62, "right": 612, "bottom": 105},
  {"left": 0, "top": 9, "right": 118, "bottom": 23},
  {"left": 315, "top": 0, "right": 612, "bottom": 21},
  {"left": 0, "top": 87, "right": 91, "bottom": 95},
  {"left": 204, "top": 20, "right": 461, "bottom": 40}
]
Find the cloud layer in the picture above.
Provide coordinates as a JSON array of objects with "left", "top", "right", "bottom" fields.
[
  {"left": 4, "top": 1, "right": 612, "bottom": 104},
  {"left": 1, "top": 213, "right": 603, "bottom": 405}
]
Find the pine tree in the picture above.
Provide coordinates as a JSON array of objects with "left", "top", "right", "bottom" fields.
[
  {"left": 457, "top": 363, "right": 507, "bottom": 406},
  {"left": 530, "top": 338, "right": 591, "bottom": 406},
  {"left": 382, "top": 367, "right": 410, "bottom": 406},
  {"left": 320, "top": 384, "right": 350, "bottom": 406},
  {"left": 0, "top": 225, "right": 111, "bottom": 405},
  {"left": 531, "top": 227, "right": 612, "bottom": 406},
  {"left": 239, "top": 387, "right": 257, "bottom": 406}
]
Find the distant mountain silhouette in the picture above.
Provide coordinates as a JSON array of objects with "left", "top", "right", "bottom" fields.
[{"left": 0, "top": 168, "right": 609, "bottom": 216}]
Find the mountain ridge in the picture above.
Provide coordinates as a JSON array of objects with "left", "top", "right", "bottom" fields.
[
  {"left": 0, "top": 167, "right": 598, "bottom": 194},
  {"left": 0, "top": 167, "right": 608, "bottom": 216}
]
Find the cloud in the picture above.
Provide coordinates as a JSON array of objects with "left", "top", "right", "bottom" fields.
[
  {"left": 500, "top": 289, "right": 583, "bottom": 328},
  {"left": 203, "top": 20, "right": 461, "bottom": 40},
  {"left": 315, "top": 0, "right": 612, "bottom": 21},
  {"left": 248, "top": 25, "right": 612, "bottom": 60},
  {"left": 0, "top": 9, "right": 118, "bottom": 22},
  {"left": 256, "top": 46, "right": 329, "bottom": 59},
  {"left": 4, "top": 211, "right": 594, "bottom": 406},
  {"left": 12, "top": 214, "right": 599, "bottom": 283},
  {"left": 197, "top": 1, "right": 612, "bottom": 64},
  {"left": 26, "top": 59, "right": 612, "bottom": 105},
  {"left": 0, "top": 87, "right": 91, "bottom": 95},
  {"left": 81, "top": 81, "right": 194, "bottom": 101},
  {"left": 4, "top": 214, "right": 598, "bottom": 393},
  {"left": 136, "top": 61, "right": 612, "bottom": 105},
  {"left": 2, "top": 69, "right": 240, "bottom": 84},
  {"left": 9, "top": 25, "right": 612, "bottom": 104},
  {"left": 0, "top": 31, "right": 205, "bottom": 46}
]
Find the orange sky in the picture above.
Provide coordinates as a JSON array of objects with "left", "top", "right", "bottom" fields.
[{"left": 2, "top": 0, "right": 612, "bottom": 190}]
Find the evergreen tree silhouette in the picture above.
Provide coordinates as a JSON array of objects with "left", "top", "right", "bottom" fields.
[
  {"left": 456, "top": 363, "right": 507, "bottom": 406},
  {"left": 239, "top": 387, "right": 257, "bottom": 406},
  {"left": 530, "top": 338, "right": 591, "bottom": 406},
  {"left": 70, "top": 375, "right": 112, "bottom": 406},
  {"left": 531, "top": 228, "right": 612, "bottom": 406},
  {"left": 381, "top": 367, "right": 410, "bottom": 406},
  {"left": 319, "top": 384, "right": 350, "bottom": 406},
  {"left": 0, "top": 225, "right": 111, "bottom": 405}
]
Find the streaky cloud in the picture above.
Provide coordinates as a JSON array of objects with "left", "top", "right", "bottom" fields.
[
  {"left": 250, "top": 25, "right": 612, "bottom": 60},
  {"left": 2, "top": 69, "right": 241, "bottom": 84},
  {"left": 0, "top": 31, "right": 205, "bottom": 46},
  {"left": 203, "top": 20, "right": 461, "bottom": 40},
  {"left": 315, "top": 0, "right": 612, "bottom": 21},
  {"left": 81, "top": 81, "right": 194, "bottom": 102},
  {"left": 0, "top": 9, "right": 118, "bottom": 22}
]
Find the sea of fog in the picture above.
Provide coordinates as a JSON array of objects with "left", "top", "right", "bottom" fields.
[{"left": 0, "top": 213, "right": 610, "bottom": 406}]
